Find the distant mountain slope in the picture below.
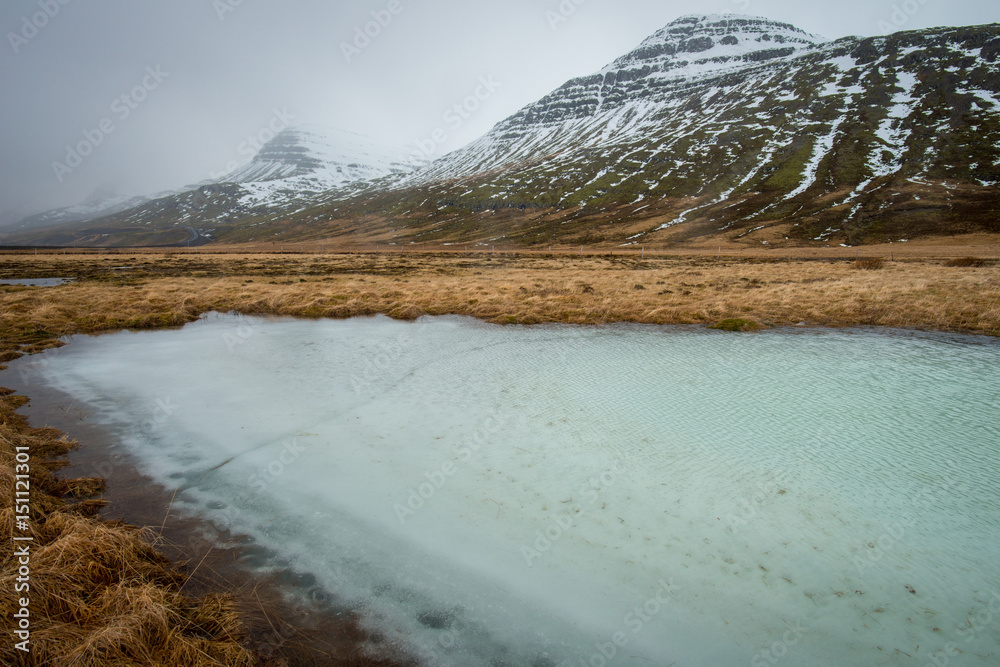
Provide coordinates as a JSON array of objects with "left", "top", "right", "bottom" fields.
[
  {"left": 5, "top": 126, "right": 425, "bottom": 246},
  {"left": 1, "top": 186, "right": 169, "bottom": 236},
  {"left": 331, "top": 14, "right": 996, "bottom": 247},
  {"left": 406, "top": 15, "right": 826, "bottom": 185},
  {"left": 222, "top": 126, "right": 426, "bottom": 207},
  {"left": 226, "top": 126, "right": 420, "bottom": 183},
  {"left": 7, "top": 15, "right": 999, "bottom": 248}
]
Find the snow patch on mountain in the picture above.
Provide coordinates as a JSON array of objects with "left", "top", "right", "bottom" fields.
[
  {"left": 609, "top": 14, "right": 825, "bottom": 83},
  {"left": 221, "top": 125, "right": 427, "bottom": 207},
  {"left": 402, "top": 15, "right": 830, "bottom": 188}
]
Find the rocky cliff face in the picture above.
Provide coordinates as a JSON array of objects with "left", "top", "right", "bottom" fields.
[
  {"left": 411, "top": 14, "right": 826, "bottom": 181},
  {"left": 379, "top": 14, "right": 999, "bottom": 245}
]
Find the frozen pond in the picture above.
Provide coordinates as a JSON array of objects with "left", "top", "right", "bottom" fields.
[
  {"left": 0, "top": 277, "right": 74, "bottom": 287},
  {"left": 7, "top": 314, "right": 1000, "bottom": 666}
]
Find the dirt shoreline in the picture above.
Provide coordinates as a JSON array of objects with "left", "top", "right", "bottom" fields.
[{"left": 1, "top": 248, "right": 998, "bottom": 665}]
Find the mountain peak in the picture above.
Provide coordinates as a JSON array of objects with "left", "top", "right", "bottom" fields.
[
  {"left": 10, "top": 18, "right": 999, "bottom": 249},
  {"left": 606, "top": 13, "right": 825, "bottom": 80},
  {"left": 221, "top": 125, "right": 425, "bottom": 186},
  {"left": 663, "top": 13, "right": 823, "bottom": 40}
]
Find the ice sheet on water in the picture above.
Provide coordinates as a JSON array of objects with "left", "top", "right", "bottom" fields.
[
  {"left": 11, "top": 314, "right": 1000, "bottom": 666},
  {"left": 0, "top": 278, "right": 74, "bottom": 286}
]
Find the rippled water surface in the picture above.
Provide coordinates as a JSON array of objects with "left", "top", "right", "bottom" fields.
[
  {"left": 0, "top": 277, "right": 74, "bottom": 286},
  {"left": 10, "top": 315, "right": 1000, "bottom": 666}
]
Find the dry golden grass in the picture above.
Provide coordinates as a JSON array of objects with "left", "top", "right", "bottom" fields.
[
  {"left": 1, "top": 249, "right": 999, "bottom": 665},
  {"left": 853, "top": 257, "right": 886, "bottom": 270},
  {"left": 2, "top": 252, "right": 999, "bottom": 346},
  {"left": 944, "top": 256, "right": 992, "bottom": 268},
  {"left": 0, "top": 387, "right": 408, "bottom": 666},
  {"left": 0, "top": 390, "right": 285, "bottom": 667}
]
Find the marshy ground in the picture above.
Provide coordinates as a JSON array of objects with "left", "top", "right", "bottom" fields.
[
  {"left": 2, "top": 248, "right": 999, "bottom": 347},
  {"left": 1, "top": 247, "right": 998, "bottom": 665}
]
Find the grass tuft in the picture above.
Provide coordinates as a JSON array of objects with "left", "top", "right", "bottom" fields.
[
  {"left": 944, "top": 256, "right": 990, "bottom": 267},
  {"left": 854, "top": 257, "right": 886, "bottom": 270},
  {"left": 707, "top": 318, "right": 764, "bottom": 332}
]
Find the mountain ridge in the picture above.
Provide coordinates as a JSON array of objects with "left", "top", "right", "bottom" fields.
[
  {"left": 1, "top": 126, "right": 425, "bottom": 246},
  {"left": 6, "top": 15, "right": 999, "bottom": 248}
]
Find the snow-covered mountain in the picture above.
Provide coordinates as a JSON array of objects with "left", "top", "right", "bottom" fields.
[
  {"left": 407, "top": 15, "right": 827, "bottom": 185},
  {"left": 6, "top": 126, "right": 427, "bottom": 246},
  {"left": 225, "top": 126, "right": 422, "bottom": 184},
  {"left": 8, "top": 14, "right": 1000, "bottom": 247},
  {"left": 364, "top": 14, "right": 998, "bottom": 246},
  {"left": 2, "top": 186, "right": 170, "bottom": 234},
  {"left": 221, "top": 125, "right": 426, "bottom": 207}
]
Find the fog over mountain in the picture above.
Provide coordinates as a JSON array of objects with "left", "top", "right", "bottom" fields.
[
  {"left": 6, "top": 11, "right": 998, "bottom": 250},
  {"left": 1, "top": 0, "right": 996, "bottom": 228}
]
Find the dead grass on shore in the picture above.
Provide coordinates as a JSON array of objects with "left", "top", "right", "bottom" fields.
[
  {"left": 0, "top": 390, "right": 285, "bottom": 666},
  {"left": 2, "top": 253, "right": 999, "bottom": 353}
]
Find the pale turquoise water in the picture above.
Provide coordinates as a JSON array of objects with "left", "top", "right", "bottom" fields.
[
  {"left": 7, "top": 315, "right": 1000, "bottom": 666},
  {"left": 0, "top": 278, "right": 74, "bottom": 286}
]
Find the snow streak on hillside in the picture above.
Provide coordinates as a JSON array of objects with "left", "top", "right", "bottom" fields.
[{"left": 363, "top": 14, "right": 999, "bottom": 245}]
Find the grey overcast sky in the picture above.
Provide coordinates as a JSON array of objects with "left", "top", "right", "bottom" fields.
[{"left": 0, "top": 0, "right": 997, "bottom": 222}]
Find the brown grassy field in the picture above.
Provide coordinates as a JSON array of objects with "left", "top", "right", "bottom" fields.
[
  {"left": 1, "top": 248, "right": 999, "bottom": 665},
  {"left": 5, "top": 231, "right": 999, "bottom": 259},
  {"left": 2, "top": 250, "right": 999, "bottom": 347}
]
